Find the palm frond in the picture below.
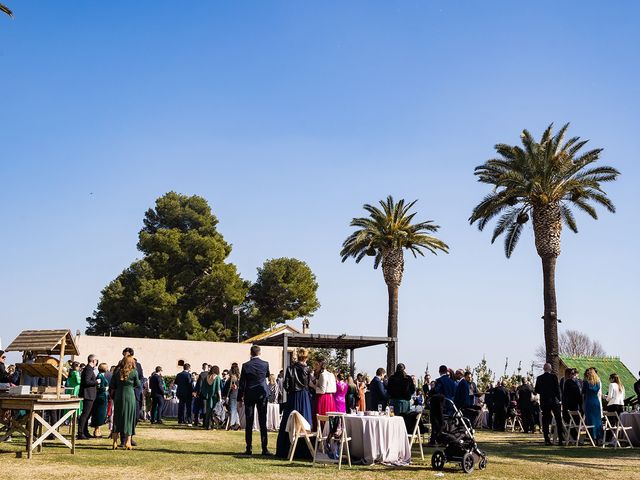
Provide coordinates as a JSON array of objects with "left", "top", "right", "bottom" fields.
[{"left": 1, "top": 4, "right": 13, "bottom": 17}]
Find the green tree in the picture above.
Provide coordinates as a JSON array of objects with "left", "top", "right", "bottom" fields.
[
  {"left": 470, "top": 124, "right": 620, "bottom": 374},
  {"left": 340, "top": 196, "right": 449, "bottom": 374},
  {"left": 473, "top": 356, "right": 495, "bottom": 393},
  {"left": 247, "top": 257, "right": 320, "bottom": 337},
  {"left": 87, "top": 192, "right": 249, "bottom": 341},
  {"left": 308, "top": 347, "right": 351, "bottom": 376}
]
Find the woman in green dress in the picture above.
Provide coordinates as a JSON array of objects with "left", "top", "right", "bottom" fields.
[
  {"left": 65, "top": 362, "right": 83, "bottom": 415},
  {"left": 111, "top": 355, "right": 140, "bottom": 450},
  {"left": 91, "top": 362, "right": 110, "bottom": 438},
  {"left": 200, "top": 365, "right": 222, "bottom": 430}
]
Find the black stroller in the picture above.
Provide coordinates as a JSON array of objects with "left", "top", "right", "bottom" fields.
[{"left": 431, "top": 399, "right": 487, "bottom": 474}]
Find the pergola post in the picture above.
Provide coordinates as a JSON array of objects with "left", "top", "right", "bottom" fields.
[
  {"left": 349, "top": 348, "right": 355, "bottom": 377},
  {"left": 282, "top": 333, "right": 289, "bottom": 404}
]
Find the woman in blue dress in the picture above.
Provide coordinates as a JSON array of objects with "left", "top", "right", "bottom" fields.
[
  {"left": 582, "top": 368, "right": 603, "bottom": 444},
  {"left": 275, "top": 347, "right": 314, "bottom": 459}
]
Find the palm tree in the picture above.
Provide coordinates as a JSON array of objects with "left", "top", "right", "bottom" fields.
[
  {"left": 341, "top": 196, "right": 449, "bottom": 373},
  {"left": 469, "top": 123, "right": 620, "bottom": 375},
  {"left": 1, "top": 4, "right": 13, "bottom": 17}
]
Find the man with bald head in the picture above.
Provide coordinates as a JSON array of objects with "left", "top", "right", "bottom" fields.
[{"left": 535, "top": 363, "right": 564, "bottom": 446}]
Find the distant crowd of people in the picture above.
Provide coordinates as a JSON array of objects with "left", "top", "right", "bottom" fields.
[{"left": 2, "top": 348, "right": 638, "bottom": 452}]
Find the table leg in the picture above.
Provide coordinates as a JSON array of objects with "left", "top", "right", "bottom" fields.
[
  {"left": 37, "top": 418, "right": 43, "bottom": 453},
  {"left": 71, "top": 411, "right": 77, "bottom": 454},
  {"left": 27, "top": 409, "right": 35, "bottom": 460}
]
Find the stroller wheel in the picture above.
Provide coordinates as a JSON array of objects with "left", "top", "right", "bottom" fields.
[
  {"left": 461, "top": 452, "right": 474, "bottom": 474},
  {"left": 431, "top": 450, "right": 446, "bottom": 470},
  {"left": 478, "top": 457, "right": 488, "bottom": 470}
]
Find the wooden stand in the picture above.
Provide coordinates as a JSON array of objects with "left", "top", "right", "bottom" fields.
[{"left": 0, "top": 395, "right": 81, "bottom": 458}]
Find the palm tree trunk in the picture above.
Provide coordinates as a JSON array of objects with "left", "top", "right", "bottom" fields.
[
  {"left": 541, "top": 255, "right": 560, "bottom": 375},
  {"left": 386, "top": 282, "right": 399, "bottom": 374}
]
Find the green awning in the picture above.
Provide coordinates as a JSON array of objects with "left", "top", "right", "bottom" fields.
[{"left": 559, "top": 355, "right": 637, "bottom": 400}]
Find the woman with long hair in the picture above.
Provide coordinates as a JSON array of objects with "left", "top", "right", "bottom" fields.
[
  {"left": 606, "top": 373, "right": 625, "bottom": 415},
  {"left": 345, "top": 375, "right": 359, "bottom": 412},
  {"left": 356, "top": 373, "right": 367, "bottom": 412},
  {"left": 334, "top": 372, "right": 348, "bottom": 413},
  {"left": 111, "top": 355, "right": 140, "bottom": 450},
  {"left": 275, "top": 347, "right": 314, "bottom": 459},
  {"left": 201, "top": 365, "right": 222, "bottom": 430},
  {"left": 583, "top": 368, "right": 603, "bottom": 444},
  {"left": 223, "top": 363, "right": 241, "bottom": 430},
  {"left": 314, "top": 358, "right": 336, "bottom": 416},
  {"left": 387, "top": 363, "right": 416, "bottom": 414}
]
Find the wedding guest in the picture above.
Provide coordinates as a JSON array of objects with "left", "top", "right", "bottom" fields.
[
  {"left": 492, "top": 381, "right": 510, "bottom": 432},
  {"left": 238, "top": 345, "right": 271, "bottom": 456},
  {"left": 535, "top": 363, "right": 564, "bottom": 446},
  {"left": 562, "top": 368, "right": 582, "bottom": 440},
  {"left": 387, "top": 363, "right": 415, "bottom": 414},
  {"left": 605, "top": 373, "right": 625, "bottom": 441},
  {"left": 583, "top": 368, "right": 603, "bottom": 444},
  {"left": 149, "top": 366, "right": 166, "bottom": 424},
  {"left": 111, "top": 355, "right": 140, "bottom": 450},
  {"left": 429, "top": 365, "right": 456, "bottom": 445},
  {"left": 314, "top": 359, "right": 336, "bottom": 416},
  {"left": 634, "top": 372, "right": 640, "bottom": 400},
  {"left": 346, "top": 375, "right": 359, "bottom": 412},
  {"left": 223, "top": 364, "right": 241, "bottom": 430},
  {"left": 516, "top": 378, "right": 535, "bottom": 433},
  {"left": 175, "top": 363, "right": 194, "bottom": 425},
  {"left": 0, "top": 351, "right": 10, "bottom": 383},
  {"left": 275, "top": 347, "right": 313, "bottom": 459},
  {"left": 356, "top": 373, "right": 367, "bottom": 412},
  {"left": 334, "top": 372, "right": 348, "bottom": 413},
  {"left": 193, "top": 363, "right": 209, "bottom": 427},
  {"left": 201, "top": 365, "right": 222, "bottom": 430},
  {"left": 268, "top": 374, "right": 278, "bottom": 403},
  {"left": 90, "top": 363, "right": 110, "bottom": 438},
  {"left": 454, "top": 369, "right": 473, "bottom": 410},
  {"left": 368, "top": 367, "right": 388, "bottom": 411},
  {"left": 77, "top": 355, "right": 98, "bottom": 440}
]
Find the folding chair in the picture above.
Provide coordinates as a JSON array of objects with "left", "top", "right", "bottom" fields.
[
  {"left": 407, "top": 411, "right": 425, "bottom": 460},
  {"left": 602, "top": 412, "right": 633, "bottom": 448},
  {"left": 313, "top": 413, "right": 351, "bottom": 469},
  {"left": 566, "top": 410, "right": 595, "bottom": 447},
  {"left": 286, "top": 411, "right": 317, "bottom": 462},
  {"left": 506, "top": 415, "right": 524, "bottom": 432}
]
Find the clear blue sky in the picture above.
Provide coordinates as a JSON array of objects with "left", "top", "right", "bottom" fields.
[{"left": 1, "top": 1, "right": 638, "bottom": 379}]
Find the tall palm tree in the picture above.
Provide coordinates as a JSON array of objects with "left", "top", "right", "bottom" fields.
[
  {"left": 341, "top": 196, "right": 449, "bottom": 373},
  {"left": 469, "top": 123, "right": 619, "bottom": 375},
  {"left": 1, "top": 4, "right": 13, "bottom": 17}
]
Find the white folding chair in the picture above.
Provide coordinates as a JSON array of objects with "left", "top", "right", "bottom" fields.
[
  {"left": 287, "top": 411, "right": 317, "bottom": 462},
  {"left": 407, "top": 411, "right": 425, "bottom": 460},
  {"left": 567, "top": 410, "right": 595, "bottom": 447},
  {"left": 602, "top": 412, "right": 633, "bottom": 448},
  {"left": 313, "top": 413, "right": 351, "bottom": 469},
  {"left": 506, "top": 415, "right": 524, "bottom": 432},
  {"left": 550, "top": 412, "right": 570, "bottom": 445}
]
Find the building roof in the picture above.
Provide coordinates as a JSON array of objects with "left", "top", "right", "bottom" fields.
[
  {"left": 252, "top": 332, "right": 395, "bottom": 350},
  {"left": 5, "top": 329, "right": 80, "bottom": 356},
  {"left": 242, "top": 324, "right": 301, "bottom": 344},
  {"left": 559, "top": 355, "right": 637, "bottom": 399}
]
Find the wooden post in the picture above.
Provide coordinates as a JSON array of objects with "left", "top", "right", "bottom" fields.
[
  {"left": 349, "top": 349, "right": 355, "bottom": 377},
  {"left": 282, "top": 334, "right": 289, "bottom": 404},
  {"left": 56, "top": 335, "right": 66, "bottom": 398},
  {"left": 27, "top": 408, "right": 35, "bottom": 459}
]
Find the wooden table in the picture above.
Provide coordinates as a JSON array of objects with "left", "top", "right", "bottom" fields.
[{"left": 0, "top": 395, "right": 81, "bottom": 459}]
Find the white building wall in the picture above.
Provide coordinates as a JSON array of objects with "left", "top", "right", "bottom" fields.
[{"left": 73, "top": 334, "right": 283, "bottom": 377}]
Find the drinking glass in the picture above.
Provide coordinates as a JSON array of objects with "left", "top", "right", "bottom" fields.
[
  {"left": 377, "top": 404, "right": 382, "bottom": 415},
  {"left": 389, "top": 405, "right": 395, "bottom": 417}
]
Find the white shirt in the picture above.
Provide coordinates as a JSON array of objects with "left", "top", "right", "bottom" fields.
[
  {"left": 606, "top": 382, "right": 625, "bottom": 406},
  {"left": 315, "top": 371, "right": 337, "bottom": 394}
]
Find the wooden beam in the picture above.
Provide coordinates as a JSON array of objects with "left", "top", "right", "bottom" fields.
[{"left": 56, "top": 335, "right": 66, "bottom": 398}]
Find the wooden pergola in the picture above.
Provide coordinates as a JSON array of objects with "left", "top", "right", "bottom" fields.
[{"left": 253, "top": 332, "right": 395, "bottom": 377}]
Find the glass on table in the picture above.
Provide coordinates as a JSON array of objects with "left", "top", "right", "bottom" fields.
[
  {"left": 377, "top": 404, "right": 383, "bottom": 415},
  {"left": 389, "top": 405, "right": 395, "bottom": 417}
]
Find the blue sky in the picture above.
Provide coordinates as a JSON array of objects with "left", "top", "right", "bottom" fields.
[{"left": 1, "top": 1, "right": 638, "bottom": 378}]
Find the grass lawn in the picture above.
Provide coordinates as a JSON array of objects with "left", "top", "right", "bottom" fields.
[{"left": 1, "top": 420, "right": 638, "bottom": 479}]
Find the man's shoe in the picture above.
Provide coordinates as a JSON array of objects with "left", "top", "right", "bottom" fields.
[
  {"left": 130, "top": 439, "right": 138, "bottom": 447},
  {"left": 544, "top": 440, "right": 553, "bottom": 446},
  {"left": 243, "top": 449, "right": 252, "bottom": 456},
  {"left": 262, "top": 450, "right": 273, "bottom": 456},
  {"left": 76, "top": 435, "right": 88, "bottom": 440}
]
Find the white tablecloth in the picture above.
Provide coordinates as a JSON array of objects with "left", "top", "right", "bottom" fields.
[
  {"left": 343, "top": 415, "right": 411, "bottom": 465},
  {"left": 239, "top": 402, "right": 280, "bottom": 431},
  {"left": 620, "top": 412, "right": 640, "bottom": 446},
  {"left": 162, "top": 398, "right": 179, "bottom": 418}
]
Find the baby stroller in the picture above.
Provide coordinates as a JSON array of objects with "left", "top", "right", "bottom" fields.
[{"left": 431, "top": 399, "right": 487, "bottom": 474}]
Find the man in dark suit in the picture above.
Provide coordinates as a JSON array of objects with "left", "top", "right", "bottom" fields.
[
  {"left": 429, "top": 365, "right": 457, "bottom": 445},
  {"left": 193, "top": 363, "right": 209, "bottom": 426},
  {"left": 368, "top": 367, "right": 388, "bottom": 411},
  {"left": 535, "top": 363, "right": 564, "bottom": 445},
  {"left": 562, "top": 368, "right": 582, "bottom": 441},
  {"left": 517, "top": 379, "right": 535, "bottom": 433},
  {"left": 77, "top": 354, "right": 98, "bottom": 440},
  {"left": 238, "top": 345, "right": 270, "bottom": 455},
  {"left": 149, "top": 366, "right": 166, "bottom": 424},
  {"left": 175, "top": 363, "right": 194, "bottom": 425},
  {"left": 634, "top": 371, "right": 640, "bottom": 400},
  {"left": 492, "top": 381, "right": 509, "bottom": 431}
]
